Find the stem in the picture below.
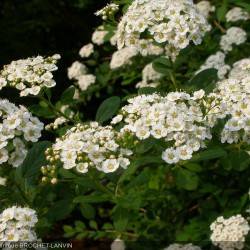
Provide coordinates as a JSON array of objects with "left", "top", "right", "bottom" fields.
[{"left": 214, "top": 20, "right": 226, "bottom": 33}]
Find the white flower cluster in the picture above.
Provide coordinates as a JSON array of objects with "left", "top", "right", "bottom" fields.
[
  {"left": 110, "top": 47, "right": 138, "bottom": 69},
  {"left": 0, "top": 206, "right": 38, "bottom": 241},
  {"left": 92, "top": 26, "right": 108, "bottom": 45},
  {"left": 196, "top": 51, "right": 231, "bottom": 79},
  {"left": 116, "top": 0, "right": 210, "bottom": 60},
  {"left": 226, "top": 7, "right": 249, "bottom": 23},
  {"left": 164, "top": 243, "right": 201, "bottom": 250},
  {"left": 196, "top": 1, "right": 215, "bottom": 18},
  {"left": 220, "top": 27, "right": 247, "bottom": 53},
  {"left": 0, "top": 99, "right": 43, "bottom": 167},
  {"left": 136, "top": 63, "right": 162, "bottom": 88},
  {"left": 0, "top": 54, "right": 60, "bottom": 96},
  {"left": 0, "top": 177, "right": 6, "bottom": 186},
  {"left": 46, "top": 122, "right": 132, "bottom": 174},
  {"left": 214, "top": 58, "right": 250, "bottom": 144},
  {"left": 112, "top": 91, "right": 217, "bottom": 164},
  {"left": 210, "top": 215, "right": 250, "bottom": 250},
  {"left": 67, "top": 61, "right": 96, "bottom": 91},
  {"left": 95, "top": 3, "right": 119, "bottom": 20},
  {"left": 79, "top": 43, "right": 94, "bottom": 58}
]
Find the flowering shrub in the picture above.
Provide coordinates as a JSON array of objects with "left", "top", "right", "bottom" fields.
[{"left": 1, "top": 0, "right": 250, "bottom": 249}]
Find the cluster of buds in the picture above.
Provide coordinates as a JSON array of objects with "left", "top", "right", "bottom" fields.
[
  {"left": 41, "top": 165, "right": 58, "bottom": 185},
  {"left": 95, "top": 3, "right": 119, "bottom": 20}
]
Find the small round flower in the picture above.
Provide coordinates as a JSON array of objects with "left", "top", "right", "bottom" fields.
[{"left": 79, "top": 43, "right": 94, "bottom": 58}]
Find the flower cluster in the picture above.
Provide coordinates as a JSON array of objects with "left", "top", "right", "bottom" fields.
[
  {"left": 196, "top": 51, "right": 230, "bottom": 79},
  {"left": 110, "top": 47, "right": 138, "bottom": 69},
  {"left": 136, "top": 63, "right": 162, "bottom": 88},
  {"left": 220, "top": 27, "right": 247, "bottom": 53},
  {"left": 0, "top": 99, "right": 43, "bottom": 167},
  {"left": 79, "top": 43, "right": 94, "bottom": 58},
  {"left": 0, "top": 206, "right": 38, "bottom": 241},
  {"left": 226, "top": 7, "right": 249, "bottom": 23},
  {"left": 45, "top": 122, "right": 133, "bottom": 174},
  {"left": 95, "top": 3, "right": 119, "bottom": 20},
  {"left": 210, "top": 215, "right": 250, "bottom": 250},
  {"left": 112, "top": 91, "right": 218, "bottom": 164},
  {"left": 214, "top": 58, "right": 250, "bottom": 144},
  {"left": 164, "top": 243, "right": 201, "bottom": 250},
  {"left": 92, "top": 26, "right": 108, "bottom": 45},
  {"left": 196, "top": 1, "right": 215, "bottom": 18},
  {"left": 68, "top": 61, "right": 96, "bottom": 91},
  {"left": 116, "top": 0, "right": 210, "bottom": 60},
  {"left": 0, "top": 54, "right": 60, "bottom": 96}
]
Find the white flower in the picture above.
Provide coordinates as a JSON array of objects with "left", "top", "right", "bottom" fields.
[
  {"left": 210, "top": 214, "right": 250, "bottom": 250},
  {"left": 92, "top": 26, "right": 108, "bottom": 45},
  {"left": 116, "top": 0, "right": 210, "bottom": 60},
  {"left": 0, "top": 206, "right": 38, "bottom": 241},
  {"left": 68, "top": 61, "right": 87, "bottom": 80},
  {"left": 77, "top": 74, "right": 96, "bottom": 91},
  {"left": 111, "top": 238, "right": 126, "bottom": 250},
  {"left": 220, "top": 27, "right": 247, "bottom": 53},
  {"left": 79, "top": 43, "right": 94, "bottom": 58},
  {"left": 196, "top": 1, "right": 215, "bottom": 18},
  {"left": 164, "top": 243, "right": 201, "bottom": 250},
  {"left": 226, "top": 7, "right": 249, "bottom": 23},
  {"left": 0, "top": 177, "right": 6, "bottom": 186},
  {"left": 0, "top": 55, "right": 60, "bottom": 96},
  {"left": 162, "top": 149, "right": 179, "bottom": 164},
  {"left": 110, "top": 47, "right": 138, "bottom": 69},
  {"left": 101, "top": 159, "right": 120, "bottom": 173},
  {"left": 111, "top": 115, "right": 123, "bottom": 125},
  {"left": 47, "top": 123, "right": 132, "bottom": 174},
  {"left": 76, "top": 162, "right": 88, "bottom": 174}
]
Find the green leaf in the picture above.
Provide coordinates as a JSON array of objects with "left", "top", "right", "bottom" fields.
[
  {"left": 96, "top": 96, "right": 121, "bottom": 124},
  {"left": 230, "top": 150, "right": 250, "bottom": 171},
  {"left": 175, "top": 168, "right": 199, "bottom": 191},
  {"left": 47, "top": 199, "right": 74, "bottom": 222},
  {"left": 135, "top": 138, "right": 154, "bottom": 154},
  {"left": 191, "top": 147, "right": 227, "bottom": 162},
  {"left": 80, "top": 204, "right": 96, "bottom": 220},
  {"left": 113, "top": 206, "right": 128, "bottom": 232},
  {"left": 61, "top": 86, "right": 76, "bottom": 104},
  {"left": 17, "top": 141, "right": 52, "bottom": 185},
  {"left": 74, "top": 194, "right": 111, "bottom": 204},
  {"left": 216, "top": 0, "right": 228, "bottom": 22},
  {"left": 152, "top": 57, "right": 171, "bottom": 74},
  {"left": 188, "top": 68, "right": 218, "bottom": 93},
  {"left": 183, "top": 163, "right": 202, "bottom": 173},
  {"left": 29, "top": 104, "right": 55, "bottom": 118},
  {"left": 138, "top": 87, "right": 157, "bottom": 95}
]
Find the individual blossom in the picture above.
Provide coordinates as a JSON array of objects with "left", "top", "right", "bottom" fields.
[
  {"left": 92, "top": 26, "right": 108, "bottom": 45},
  {"left": 111, "top": 238, "right": 126, "bottom": 250},
  {"left": 113, "top": 91, "right": 219, "bottom": 164},
  {"left": 67, "top": 61, "right": 87, "bottom": 80},
  {"left": 0, "top": 54, "right": 60, "bottom": 96},
  {"left": 226, "top": 7, "right": 250, "bottom": 23},
  {"left": 196, "top": 1, "right": 215, "bottom": 19},
  {"left": 210, "top": 215, "right": 250, "bottom": 250},
  {"left": 220, "top": 27, "right": 247, "bottom": 53},
  {"left": 164, "top": 243, "right": 201, "bottom": 250},
  {"left": 0, "top": 206, "right": 38, "bottom": 241},
  {"left": 136, "top": 63, "right": 162, "bottom": 88},
  {"left": 196, "top": 51, "right": 231, "bottom": 79},
  {"left": 45, "top": 122, "right": 133, "bottom": 174},
  {"left": 79, "top": 43, "right": 94, "bottom": 58},
  {"left": 95, "top": 3, "right": 119, "bottom": 20},
  {"left": 0, "top": 99, "right": 43, "bottom": 168},
  {"left": 110, "top": 47, "right": 138, "bottom": 69},
  {"left": 0, "top": 177, "right": 6, "bottom": 186},
  {"left": 116, "top": 0, "right": 211, "bottom": 60},
  {"left": 77, "top": 74, "right": 96, "bottom": 91}
]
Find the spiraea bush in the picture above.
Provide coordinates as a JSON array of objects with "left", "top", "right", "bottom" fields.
[{"left": 0, "top": 0, "right": 250, "bottom": 249}]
